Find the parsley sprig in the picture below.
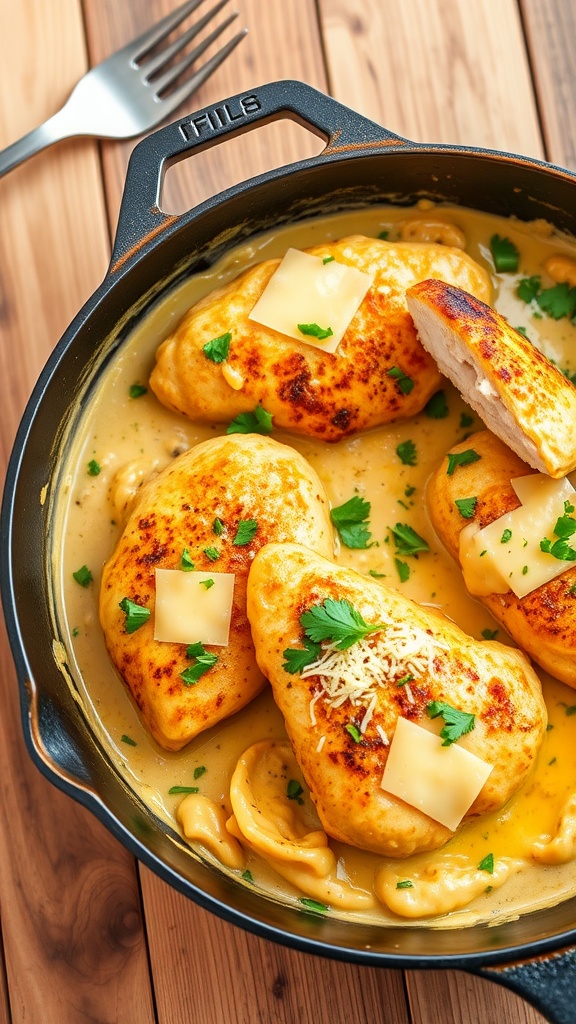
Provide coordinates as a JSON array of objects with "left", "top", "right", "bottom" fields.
[
  {"left": 389, "top": 523, "right": 429, "bottom": 556},
  {"left": 540, "top": 505, "right": 576, "bottom": 562},
  {"left": 387, "top": 366, "right": 414, "bottom": 394},
  {"left": 427, "top": 700, "right": 475, "bottom": 746},
  {"left": 181, "top": 642, "right": 218, "bottom": 685},
  {"left": 446, "top": 449, "right": 481, "bottom": 476},
  {"left": 490, "top": 234, "right": 519, "bottom": 273},
  {"left": 282, "top": 598, "right": 386, "bottom": 673},
  {"left": 202, "top": 332, "right": 231, "bottom": 363},
  {"left": 119, "top": 597, "right": 150, "bottom": 633},
  {"left": 298, "top": 322, "right": 333, "bottom": 341},
  {"left": 227, "top": 405, "right": 273, "bottom": 435},
  {"left": 330, "top": 495, "right": 373, "bottom": 549},
  {"left": 517, "top": 275, "right": 576, "bottom": 322}
]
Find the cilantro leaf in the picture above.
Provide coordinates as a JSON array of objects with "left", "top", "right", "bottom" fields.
[
  {"left": 455, "top": 496, "right": 477, "bottom": 519},
  {"left": 540, "top": 511, "right": 576, "bottom": 561},
  {"left": 490, "top": 234, "right": 519, "bottom": 273},
  {"left": 299, "top": 898, "right": 329, "bottom": 914},
  {"left": 286, "top": 779, "right": 304, "bottom": 804},
  {"left": 203, "top": 546, "right": 220, "bottom": 561},
  {"left": 395, "top": 558, "right": 410, "bottom": 582},
  {"left": 478, "top": 853, "right": 494, "bottom": 873},
  {"left": 87, "top": 459, "right": 101, "bottom": 476},
  {"left": 300, "top": 598, "right": 385, "bottom": 650},
  {"left": 180, "top": 548, "right": 195, "bottom": 571},
  {"left": 297, "top": 322, "right": 333, "bottom": 341},
  {"left": 459, "top": 412, "right": 474, "bottom": 429},
  {"left": 181, "top": 644, "right": 218, "bottom": 685},
  {"left": 233, "top": 519, "right": 258, "bottom": 546},
  {"left": 213, "top": 517, "right": 225, "bottom": 536},
  {"left": 481, "top": 628, "right": 499, "bottom": 641},
  {"left": 202, "top": 332, "right": 231, "bottom": 363},
  {"left": 226, "top": 405, "right": 273, "bottom": 435},
  {"left": 389, "top": 523, "right": 429, "bottom": 556},
  {"left": 446, "top": 449, "right": 481, "bottom": 475},
  {"left": 387, "top": 366, "right": 414, "bottom": 394},
  {"left": 168, "top": 785, "right": 199, "bottom": 795},
  {"left": 282, "top": 636, "right": 322, "bottom": 674},
  {"left": 396, "top": 439, "right": 417, "bottom": 466},
  {"left": 129, "top": 383, "right": 147, "bottom": 399},
  {"left": 427, "top": 700, "right": 475, "bottom": 746},
  {"left": 396, "top": 879, "right": 414, "bottom": 890},
  {"left": 537, "top": 282, "right": 576, "bottom": 320},
  {"left": 424, "top": 390, "right": 449, "bottom": 419},
  {"left": 119, "top": 597, "right": 150, "bottom": 633},
  {"left": 330, "top": 495, "right": 373, "bottom": 549},
  {"left": 517, "top": 275, "right": 541, "bottom": 304},
  {"left": 73, "top": 564, "right": 93, "bottom": 588}
]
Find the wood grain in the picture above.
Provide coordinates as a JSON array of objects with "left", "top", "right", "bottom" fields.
[{"left": 520, "top": 0, "right": 576, "bottom": 170}]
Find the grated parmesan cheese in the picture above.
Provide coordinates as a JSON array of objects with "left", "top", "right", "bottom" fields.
[{"left": 316, "top": 735, "right": 326, "bottom": 753}]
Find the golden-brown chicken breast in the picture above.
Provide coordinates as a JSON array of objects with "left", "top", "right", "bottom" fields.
[
  {"left": 150, "top": 236, "right": 491, "bottom": 442},
  {"left": 427, "top": 429, "right": 576, "bottom": 688},
  {"left": 246, "top": 542, "right": 546, "bottom": 858},
  {"left": 99, "top": 435, "right": 334, "bottom": 750},
  {"left": 406, "top": 279, "right": 576, "bottom": 477}
]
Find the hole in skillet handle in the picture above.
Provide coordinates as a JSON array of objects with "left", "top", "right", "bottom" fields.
[
  {"left": 109, "top": 78, "right": 408, "bottom": 269},
  {"left": 472, "top": 946, "right": 576, "bottom": 1024}
]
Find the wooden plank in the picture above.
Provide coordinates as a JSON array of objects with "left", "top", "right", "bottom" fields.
[
  {"left": 0, "top": 1, "right": 155, "bottom": 1021},
  {"left": 84, "top": 0, "right": 329, "bottom": 238},
  {"left": 140, "top": 867, "right": 411, "bottom": 1024},
  {"left": 0, "top": 925, "right": 10, "bottom": 1024},
  {"left": 318, "top": 0, "right": 544, "bottom": 158},
  {"left": 407, "top": 970, "right": 546, "bottom": 1024},
  {"left": 520, "top": 0, "right": 576, "bottom": 170}
]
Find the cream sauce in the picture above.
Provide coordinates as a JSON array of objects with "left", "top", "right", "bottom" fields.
[{"left": 51, "top": 201, "right": 576, "bottom": 928}]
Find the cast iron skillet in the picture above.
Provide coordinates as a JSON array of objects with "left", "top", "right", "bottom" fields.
[{"left": 3, "top": 81, "right": 576, "bottom": 1023}]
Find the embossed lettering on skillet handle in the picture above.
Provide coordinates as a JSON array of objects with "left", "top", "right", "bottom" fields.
[{"left": 111, "top": 79, "right": 407, "bottom": 266}]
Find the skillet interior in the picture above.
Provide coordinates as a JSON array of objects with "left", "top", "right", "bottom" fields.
[{"left": 4, "top": 141, "right": 576, "bottom": 967}]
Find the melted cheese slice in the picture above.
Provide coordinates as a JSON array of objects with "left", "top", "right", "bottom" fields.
[
  {"left": 154, "top": 568, "right": 235, "bottom": 646},
  {"left": 381, "top": 717, "right": 493, "bottom": 832},
  {"left": 460, "top": 474, "right": 576, "bottom": 600},
  {"left": 248, "top": 247, "right": 372, "bottom": 353}
]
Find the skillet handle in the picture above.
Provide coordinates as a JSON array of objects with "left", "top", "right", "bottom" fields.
[
  {"left": 111, "top": 79, "right": 406, "bottom": 266},
  {"left": 471, "top": 946, "right": 576, "bottom": 1024}
]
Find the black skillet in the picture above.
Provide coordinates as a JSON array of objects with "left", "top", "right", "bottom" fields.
[{"left": 3, "top": 81, "right": 576, "bottom": 1023}]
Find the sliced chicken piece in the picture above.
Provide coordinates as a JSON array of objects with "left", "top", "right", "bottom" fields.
[
  {"left": 246, "top": 542, "right": 546, "bottom": 858},
  {"left": 406, "top": 279, "right": 576, "bottom": 478},
  {"left": 99, "top": 435, "right": 333, "bottom": 750},
  {"left": 150, "top": 236, "right": 491, "bottom": 442}
]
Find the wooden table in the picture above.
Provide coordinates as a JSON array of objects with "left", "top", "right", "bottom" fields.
[{"left": 0, "top": 1, "right": 574, "bottom": 1021}]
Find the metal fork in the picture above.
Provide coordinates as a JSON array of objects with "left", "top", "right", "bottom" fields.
[{"left": 0, "top": 0, "right": 247, "bottom": 177}]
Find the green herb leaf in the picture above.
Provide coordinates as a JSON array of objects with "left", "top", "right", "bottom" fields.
[
  {"left": 490, "top": 234, "right": 520, "bottom": 272},
  {"left": 287, "top": 779, "right": 304, "bottom": 804},
  {"left": 345, "top": 723, "right": 363, "bottom": 743},
  {"left": 481, "top": 628, "right": 499, "bottom": 641},
  {"left": 299, "top": 898, "right": 329, "bottom": 914},
  {"left": 368, "top": 569, "right": 386, "bottom": 578},
  {"left": 565, "top": 705, "right": 576, "bottom": 716},
  {"left": 121, "top": 734, "right": 137, "bottom": 746},
  {"left": 181, "top": 644, "right": 218, "bottom": 685},
  {"left": 87, "top": 459, "right": 101, "bottom": 476},
  {"left": 199, "top": 578, "right": 215, "bottom": 590},
  {"left": 203, "top": 546, "right": 220, "bottom": 561},
  {"left": 300, "top": 598, "right": 385, "bottom": 651},
  {"left": 446, "top": 449, "right": 481, "bottom": 476},
  {"left": 226, "top": 405, "right": 273, "bottom": 435},
  {"left": 169, "top": 785, "right": 199, "bottom": 795},
  {"left": 396, "top": 439, "right": 418, "bottom": 466},
  {"left": 193, "top": 765, "right": 207, "bottom": 780},
  {"left": 129, "top": 383, "right": 147, "bottom": 399},
  {"left": 233, "top": 519, "right": 258, "bottom": 546},
  {"left": 181, "top": 548, "right": 195, "bottom": 571},
  {"left": 119, "top": 597, "right": 150, "bottom": 633},
  {"left": 537, "top": 282, "right": 576, "bottom": 320},
  {"left": 322, "top": 255, "right": 335, "bottom": 264},
  {"left": 517, "top": 275, "right": 541, "bottom": 304},
  {"left": 242, "top": 869, "right": 254, "bottom": 882},
  {"left": 395, "top": 558, "right": 410, "bottom": 583},
  {"left": 396, "top": 879, "right": 414, "bottom": 890},
  {"left": 202, "top": 331, "right": 231, "bottom": 363},
  {"left": 427, "top": 700, "right": 475, "bottom": 746},
  {"left": 282, "top": 636, "right": 322, "bottom": 674},
  {"left": 297, "top": 322, "right": 333, "bottom": 341},
  {"left": 387, "top": 366, "right": 414, "bottom": 394},
  {"left": 478, "top": 853, "right": 494, "bottom": 873},
  {"left": 390, "top": 523, "right": 429, "bottom": 556},
  {"left": 330, "top": 494, "right": 373, "bottom": 549},
  {"left": 459, "top": 412, "right": 474, "bottom": 429},
  {"left": 213, "top": 517, "right": 225, "bottom": 536},
  {"left": 540, "top": 511, "right": 576, "bottom": 561},
  {"left": 377, "top": 230, "right": 389, "bottom": 240},
  {"left": 73, "top": 564, "right": 93, "bottom": 588},
  {"left": 424, "top": 390, "right": 449, "bottom": 419},
  {"left": 396, "top": 673, "right": 414, "bottom": 687},
  {"left": 455, "top": 496, "right": 478, "bottom": 519},
  {"left": 501, "top": 528, "right": 512, "bottom": 543}
]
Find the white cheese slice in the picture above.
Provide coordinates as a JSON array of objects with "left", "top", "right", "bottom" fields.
[
  {"left": 459, "top": 475, "right": 576, "bottom": 600},
  {"left": 381, "top": 717, "right": 493, "bottom": 832},
  {"left": 248, "top": 247, "right": 373, "bottom": 353},
  {"left": 154, "top": 568, "right": 235, "bottom": 646}
]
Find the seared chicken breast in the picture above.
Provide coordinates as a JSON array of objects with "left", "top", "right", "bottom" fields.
[
  {"left": 99, "top": 435, "right": 333, "bottom": 750},
  {"left": 246, "top": 542, "right": 546, "bottom": 858},
  {"left": 427, "top": 429, "right": 576, "bottom": 688},
  {"left": 406, "top": 279, "right": 576, "bottom": 477},
  {"left": 150, "top": 236, "right": 491, "bottom": 442}
]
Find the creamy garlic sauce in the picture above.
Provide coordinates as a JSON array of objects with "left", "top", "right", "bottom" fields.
[{"left": 52, "top": 202, "right": 576, "bottom": 928}]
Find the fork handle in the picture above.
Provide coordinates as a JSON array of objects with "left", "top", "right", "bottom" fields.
[{"left": 0, "top": 107, "right": 74, "bottom": 177}]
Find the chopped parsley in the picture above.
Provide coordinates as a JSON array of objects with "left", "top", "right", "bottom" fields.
[
  {"left": 427, "top": 700, "right": 475, "bottom": 746},
  {"left": 540, "top": 509, "right": 576, "bottom": 561},
  {"left": 181, "top": 643, "right": 218, "bottom": 684},
  {"left": 377, "top": 230, "right": 389, "bottom": 240},
  {"left": 330, "top": 494, "right": 373, "bottom": 549},
  {"left": 213, "top": 517, "right": 225, "bottom": 536},
  {"left": 233, "top": 518, "right": 258, "bottom": 546},
  {"left": 501, "top": 528, "right": 512, "bottom": 544},
  {"left": 345, "top": 723, "right": 363, "bottom": 743},
  {"left": 424, "top": 390, "right": 449, "bottom": 419},
  {"left": 459, "top": 411, "right": 475, "bottom": 429},
  {"left": 72, "top": 564, "right": 93, "bottom": 588},
  {"left": 481, "top": 628, "right": 499, "bottom": 641},
  {"left": 242, "top": 869, "right": 254, "bottom": 882},
  {"left": 121, "top": 734, "right": 137, "bottom": 746},
  {"left": 387, "top": 366, "right": 414, "bottom": 394},
  {"left": 368, "top": 569, "right": 386, "bottom": 579},
  {"left": 169, "top": 785, "right": 199, "bottom": 795},
  {"left": 180, "top": 548, "right": 195, "bottom": 571},
  {"left": 199, "top": 578, "right": 214, "bottom": 590},
  {"left": 226, "top": 405, "right": 273, "bottom": 435},
  {"left": 322, "top": 255, "right": 335, "bottom": 264},
  {"left": 286, "top": 779, "right": 304, "bottom": 804},
  {"left": 300, "top": 598, "right": 385, "bottom": 650},
  {"left": 203, "top": 546, "right": 220, "bottom": 561},
  {"left": 389, "top": 522, "right": 429, "bottom": 556},
  {"left": 129, "top": 383, "right": 147, "bottom": 398},
  {"left": 396, "top": 879, "right": 414, "bottom": 890},
  {"left": 396, "top": 439, "right": 417, "bottom": 466},
  {"left": 405, "top": 484, "right": 416, "bottom": 498},
  {"left": 395, "top": 558, "right": 410, "bottom": 583},
  {"left": 299, "top": 898, "right": 329, "bottom": 914},
  {"left": 202, "top": 332, "right": 231, "bottom": 363},
  {"left": 517, "top": 275, "right": 541, "bottom": 304},
  {"left": 297, "top": 322, "right": 333, "bottom": 341},
  {"left": 490, "top": 234, "right": 519, "bottom": 273},
  {"left": 193, "top": 765, "right": 207, "bottom": 780},
  {"left": 455, "top": 496, "right": 477, "bottom": 519},
  {"left": 517, "top": 275, "right": 576, "bottom": 321},
  {"left": 119, "top": 597, "right": 150, "bottom": 633},
  {"left": 87, "top": 459, "right": 101, "bottom": 476},
  {"left": 396, "top": 673, "right": 414, "bottom": 687},
  {"left": 282, "top": 636, "right": 322, "bottom": 674},
  {"left": 478, "top": 853, "right": 494, "bottom": 873},
  {"left": 446, "top": 449, "right": 481, "bottom": 475}
]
